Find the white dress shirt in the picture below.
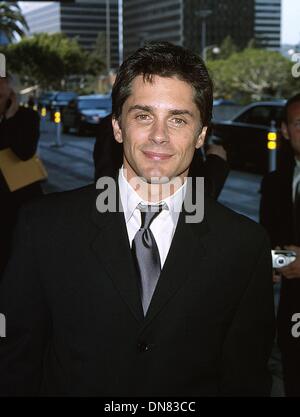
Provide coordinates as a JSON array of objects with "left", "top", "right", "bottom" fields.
[
  {"left": 118, "top": 167, "right": 187, "bottom": 268},
  {"left": 293, "top": 158, "right": 300, "bottom": 202}
]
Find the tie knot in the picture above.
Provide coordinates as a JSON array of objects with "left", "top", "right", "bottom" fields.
[{"left": 138, "top": 203, "right": 165, "bottom": 230}]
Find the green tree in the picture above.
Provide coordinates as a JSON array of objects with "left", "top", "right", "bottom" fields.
[
  {"left": 0, "top": 1, "right": 29, "bottom": 42},
  {"left": 93, "top": 32, "right": 106, "bottom": 64},
  {"left": 2, "top": 33, "right": 105, "bottom": 89},
  {"left": 208, "top": 48, "right": 295, "bottom": 101},
  {"left": 86, "top": 32, "right": 106, "bottom": 75},
  {"left": 207, "top": 59, "right": 233, "bottom": 99},
  {"left": 228, "top": 48, "right": 292, "bottom": 101},
  {"left": 1, "top": 37, "right": 63, "bottom": 88},
  {"left": 247, "top": 38, "right": 260, "bottom": 49},
  {"left": 218, "top": 36, "right": 238, "bottom": 60}
]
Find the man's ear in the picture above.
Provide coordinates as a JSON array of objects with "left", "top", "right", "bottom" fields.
[
  {"left": 195, "top": 126, "right": 208, "bottom": 149},
  {"left": 281, "top": 122, "right": 290, "bottom": 140},
  {"left": 112, "top": 117, "right": 123, "bottom": 143}
]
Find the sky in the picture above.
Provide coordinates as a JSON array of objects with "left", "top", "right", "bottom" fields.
[
  {"left": 19, "top": 0, "right": 300, "bottom": 46},
  {"left": 282, "top": 0, "right": 300, "bottom": 44}
]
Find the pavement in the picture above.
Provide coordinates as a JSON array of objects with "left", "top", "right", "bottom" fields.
[{"left": 38, "top": 118, "right": 285, "bottom": 396}]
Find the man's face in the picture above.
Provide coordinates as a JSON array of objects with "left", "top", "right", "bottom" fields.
[
  {"left": 282, "top": 101, "right": 300, "bottom": 159},
  {"left": 0, "top": 79, "right": 11, "bottom": 116},
  {"left": 112, "top": 75, "right": 207, "bottom": 183}
]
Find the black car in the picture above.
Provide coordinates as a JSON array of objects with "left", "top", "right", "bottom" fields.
[
  {"left": 37, "top": 91, "right": 58, "bottom": 110},
  {"left": 211, "top": 101, "right": 286, "bottom": 173},
  {"left": 62, "top": 94, "right": 112, "bottom": 135},
  {"left": 50, "top": 91, "right": 78, "bottom": 118}
]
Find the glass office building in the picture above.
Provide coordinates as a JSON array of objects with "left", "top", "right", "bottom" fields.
[
  {"left": 23, "top": 0, "right": 120, "bottom": 69},
  {"left": 123, "top": 0, "right": 281, "bottom": 57}
]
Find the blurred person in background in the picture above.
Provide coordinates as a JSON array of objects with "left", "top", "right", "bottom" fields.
[
  {"left": 260, "top": 93, "right": 300, "bottom": 397},
  {"left": 27, "top": 95, "right": 36, "bottom": 109},
  {"left": 0, "top": 75, "right": 42, "bottom": 278},
  {"left": 93, "top": 114, "right": 230, "bottom": 199}
]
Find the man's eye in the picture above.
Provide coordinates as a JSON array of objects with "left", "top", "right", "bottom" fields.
[
  {"left": 136, "top": 114, "right": 150, "bottom": 121},
  {"left": 171, "top": 118, "right": 186, "bottom": 126}
]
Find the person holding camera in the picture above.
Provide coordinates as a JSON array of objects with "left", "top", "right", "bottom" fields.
[
  {"left": 0, "top": 75, "right": 42, "bottom": 278},
  {"left": 260, "top": 93, "right": 300, "bottom": 397}
]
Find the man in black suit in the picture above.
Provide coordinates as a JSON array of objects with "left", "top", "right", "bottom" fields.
[
  {"left": 0, "top": 75, "right": 42, "bottom": 278},
  {"left": 0, "top": 42, "right": 274, "bottom": 396},
  {"left": 260, "top": 93, "right": 300, "bottom": 397}
]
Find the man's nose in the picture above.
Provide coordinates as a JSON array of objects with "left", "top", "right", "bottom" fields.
[{"left": 149, "top": 120, "right": 169, "bottom": 144}]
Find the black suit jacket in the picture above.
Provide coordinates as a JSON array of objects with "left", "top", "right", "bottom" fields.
[
  {"left": 0, "top": 181, "right": 275, "bottom": 396},
  {"left": 0, "top": 106, "right": 42, "bottom": 277}
]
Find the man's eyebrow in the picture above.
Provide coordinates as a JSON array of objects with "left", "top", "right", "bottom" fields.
[
  {"left": 128, "top": 105, "right": 194, "bottom": 117},
  {"left": 169, "top": 109, "right": 194, "bottom": 117},
  {"left": 128, "top": 105, "right": 152, "bottom": 113}
]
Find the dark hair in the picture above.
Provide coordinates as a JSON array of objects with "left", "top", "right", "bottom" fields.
[
  {"left": 112, "top": 41, "right": 213, "bottom": 126},
  {"left": 282, "top": 93, "right": 300, "bottom": 124}
]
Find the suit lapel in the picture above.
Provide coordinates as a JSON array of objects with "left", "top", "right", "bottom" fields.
[
  {"left": 90, "top": 183, "right": 144, "bottom": 323},
  {"left": 142, "top": 178, "right": 210, "bottom": 328}
]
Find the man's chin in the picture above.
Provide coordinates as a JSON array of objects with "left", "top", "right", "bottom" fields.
[{"left": 139, "top": 170, "right": 173, "bottom": 184}]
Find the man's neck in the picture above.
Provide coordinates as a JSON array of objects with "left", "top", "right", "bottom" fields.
[{"left": 122, "top": 168, "right": 187, "bottom": 203}]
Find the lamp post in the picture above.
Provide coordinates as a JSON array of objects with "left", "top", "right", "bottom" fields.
[
  {"left": 203, "top": 44, "right": 220, "bottom": 60},
  {"left": 195, "top": 9, "right": 212, "bottom": 60},
  {"left": 106, "top": 0, "right": 111, "bottom": 74},
  {"left": 118, "top": 0, "right": 123, "bottom": 66}
]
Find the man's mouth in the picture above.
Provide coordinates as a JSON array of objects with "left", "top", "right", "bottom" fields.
[{"left": 142, "top": 151, "right": 173, "bottom": 161}]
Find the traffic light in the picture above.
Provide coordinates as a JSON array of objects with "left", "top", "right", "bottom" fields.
[
  {"left": 54, "top": 111, "right": 61, "bottom": 124},
  {"left": 41, "top": 107, "right": 47, "bottom": 117}
]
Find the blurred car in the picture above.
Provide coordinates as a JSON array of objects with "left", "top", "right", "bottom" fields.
[
  {"left": 50, "top": 91, "right": 78, "bottom": 117},
  {"left": 62, "top": 94, "right": 112, "bottom": 135},
  {"left": 213, "top": 98, "right": 237, "bottom": 106},
  {"left": 211, "top": 101, "right": 286, "bottom": 173},
  {"left": 37, "top": 91, "right": 58, "bottom": 110}
]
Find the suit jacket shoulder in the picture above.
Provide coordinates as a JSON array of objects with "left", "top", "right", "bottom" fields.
[{"left": 206, "top": 196, "right": 269, "bottom": 244}]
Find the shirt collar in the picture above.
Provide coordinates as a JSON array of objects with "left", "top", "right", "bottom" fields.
[
  {"left": 294, "top": 158, "right": 300, "bottom": 178},
  {"left": 295, "top": 158, "right": 300, "bottom": 169},
  {"left": 118, "top": 167, "right": 187, "bottom": 225}
]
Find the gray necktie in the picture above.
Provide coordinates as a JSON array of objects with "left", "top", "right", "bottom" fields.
[{"left": 132, "top": 204, "right": 163, "bottom": 315}]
